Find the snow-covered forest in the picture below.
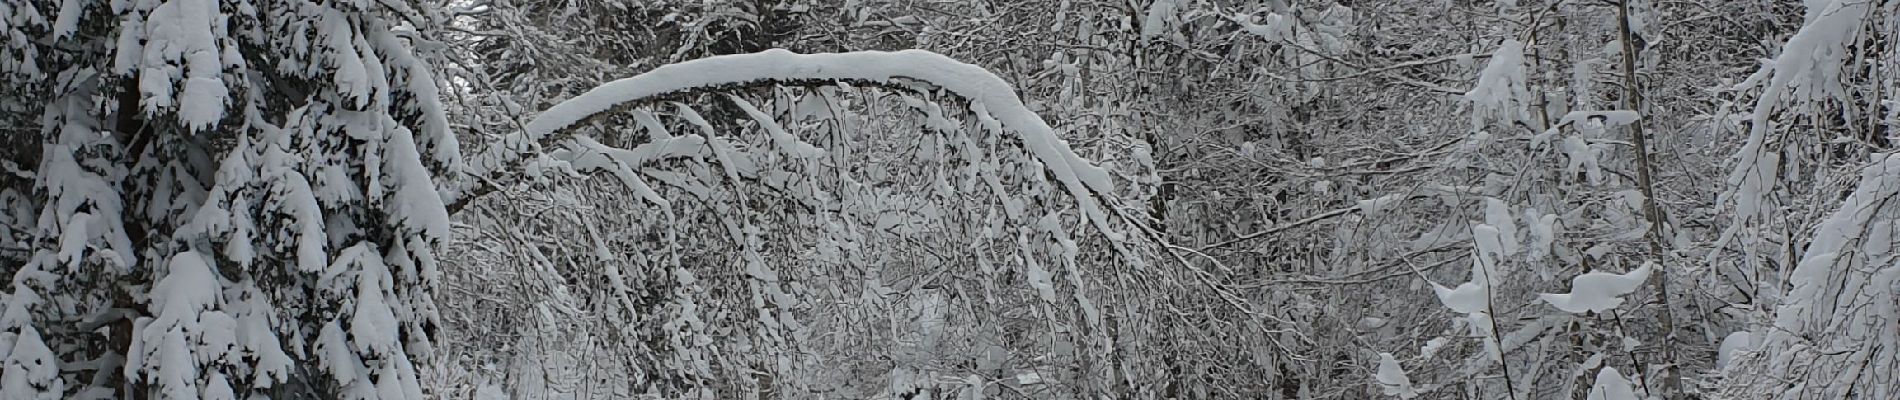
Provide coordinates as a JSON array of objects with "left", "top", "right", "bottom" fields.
[{"left": 2, "top": 0, "right": 1897, "bottom": 398}]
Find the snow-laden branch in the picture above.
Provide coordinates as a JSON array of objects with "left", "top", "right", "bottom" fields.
[{"left": 453, "top": 49, "right": 1117, "bottom": 221}]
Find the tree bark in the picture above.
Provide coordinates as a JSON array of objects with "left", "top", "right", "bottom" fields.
[{"left": 1616, "top": 1, "right": 1683, "bottom": 398}]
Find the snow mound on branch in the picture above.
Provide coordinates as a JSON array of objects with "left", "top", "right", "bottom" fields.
[
  {"left": 1538, "top": 262, "right": 1653, "bottom": 314},
  {"left": 1465, "top": 40, "right": 1528, "bottom": 128},
  {"left": 1432, "top": 278, "right": 1489, "bottom": 315},
  {"left": 461, "top": 49, "right": 1119, "bottom": 237},
  {"left": 1725, "top": 0, "right": 1872, "bottom": 223},
  {"left": 1141, "top": 0, "right": 1180, "bottom": 40},
  {"left": 1373, "top": 352, "right": 1420, "bottom": 398},
  {"left": 1482, "top": 198, "right": 1520, "bottom": 257},
  {"left": 1716, "top": 331, "right": 1753, "bottom": 371},
  {"left": 1587, "top": 367, "right": 1639, "bottom": 400},
  {"left": 1434, "top": 245, "right": 1503, "bottom": 315}
]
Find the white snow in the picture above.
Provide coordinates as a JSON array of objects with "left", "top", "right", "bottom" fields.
[
  {"left": 1373, "top": 352, "right": 1420, "bottom": 398},
  {"left": 1727, "top": 0, "right": 1870, "bottom": 224},
  {"left": 148, "top": 252, "right": 221, "bottom": 326},
  {"left": 1018, "top": 232, "right": 1058, "bottom": 303},
  {"left": 1432, "top": 280, "right": 1487, "bottom": 315},
  {"left": 1233, "top": 12, "right": 1293, "bottom": 43},
  {"left": 1560, "top": 135, "right": 1605, "bottom": 184},
  {"left": 320, "top": 9, "right": 373, "bottom": 108},
  {"left": 475, "top": 382, "right": 508, "bottom": 400},
  {"left": 261, "top": 142, "right": 329, "bottom": 273},
  {"left": 1141, "top": 0, "right": 1180, "bottom": 40},
  {"left": 1465, "top": 40, "right": 1528, "bottom": 128},
  {"left": 1587, "top": 367, "right": 1639, "bottom": 400},
  {"left": 1739, "top": 153, "right": 1900, "bottom": 396},
  {"left": 1775, "top": 153, "right": 1900, "bottom": 332},
  {"left": 317, "top": 320, "right": 363, "bottom": 386},
  {"left": 630, "top": 109, "right": 672, "bottom": 140},
  {"left": 40, "top": 118, "right": 138, "bottom": 271},
  {"left": 1419, "top": 337, "right": 1449, "bottom": 360},
  {"left": 383, "top": 116, "right": 453, "bottom": 242},
  {"left": 1526, "top": 211, "right": 1558, "bottom": 261},
  {"left": 1717, "top": 331, "right": 1753, "bottom": 371},
  {"left": 233, "top": 286, "right": 291, "bottom": 386},
  {"left": 1432, "top": 257, "right": 1492, "bottom": 315},
  {"left": 1, "top": 328, "right": 63, "bottom": 399},
  {"left": 350, "top": 265, "right": 402, "bottom": 357},
  {"left": 54, "top": 212, "right": 91, "bottom": 267},
  {"left": 1472, "top": 224, "right": 1509, "bottom": 265},
  {"left": 1538, "top": 262, "right": 1653, "bottom": 314},
  {"left": 1484, "top": 198, "right": 1520, "bottom": 256},
  {"left": 50, "top": 0, "right": 82, "bottom": 39},
  {"left": 1558, "top": 110, "right": 1641, "bottom": 129},
  {"left": 460, "top": 49, "right": 1118, "bottom": 236},
  {"left": 142, "top": 0, "right": 229, "bottom": 130},
  {"left": 367, "top": 26, "right": 462, "bottom": 177},
  {"left": 129, "top": 251, "right": 227, "bottom": 400}
]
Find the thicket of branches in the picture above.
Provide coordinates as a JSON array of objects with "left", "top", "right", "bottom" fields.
[{"left": 2, "top": 0, "right": 1896, "bottom": 399}]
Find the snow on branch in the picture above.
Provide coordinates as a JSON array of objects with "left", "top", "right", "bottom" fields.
[
  {"left": 454, "top": 50, "right": 1118, "bottom": 227},
  {"left": 1715, "top": 153, "right": 1900, "bottom": 398},
  {"left": 1537, "top": 262, "right": 1652, "bottom": 314}
]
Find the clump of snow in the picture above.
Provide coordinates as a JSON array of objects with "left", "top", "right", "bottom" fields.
[
  {"left": 1560, "top": 135, "right": 1605, "bottom": 184},
  {"left": 1141, "top": 0, "right": 1180, "bottom": 40},
  {"left": 1483, "top": 198, "right": 1521, "bottom": 256},
  {"left": 1419, "top": 337, "right": 1449, "bottom": 360},
  {"left": 136, "top": 0, "right": 230, "bottom": 130},
  {"left": 1433, "top": 252, "right": 1497, "bottom": 315},
  {"left": 1538, "top": 262, "right": 1653, "bottom": 313},
  {"left": 383, "top": 118, "right": 453, "bottom": 243},
  {"left": 1018, "top": 232, "right": 1059, "bottom": 303},
  {"left": 258, "top": 140, "right": 329, "bottom": 272},
  {"left": 128, "top": 251, "right": 230, "bottom": 400},
  {"left": 1716, "top": 331, "right": 1754, "bottom": 372},
  {"left": 1373, "top": 352, "right": 1420, "bottom": 398},
  {"left": 39, "top": 109, "right": 138, "bottom": 271},
  {"left": 1587, "top": 367, "right": 1639, "bottom": 400},
  {"left": 1465, "top": 40, "right": 1529, "bottom": 128},
  {"left": 1, "top": 328, "right": 64, "bottom": 399},
  {"left": 475, "top": 382, "right": 509, "bottom": 400},
  {"left": 1432, "top": 277, "right": 1489, "bottom": 315}
]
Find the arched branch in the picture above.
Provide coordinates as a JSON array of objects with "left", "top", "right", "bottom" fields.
[{"left": 448, "top": 50, "right": 1118, "bottom": 231}]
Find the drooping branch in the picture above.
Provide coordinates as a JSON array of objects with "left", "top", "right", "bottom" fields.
[{"left": 449, "top": 50, "right": 1119, "bottom": 229}]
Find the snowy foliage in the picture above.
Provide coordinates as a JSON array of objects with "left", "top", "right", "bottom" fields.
[
  {"left": 1465, "top": 39, "right": 1530, "bottom": 129},
  {"left": 439, "top": 46, "right": 1190, "bottom": 398},
  {"left": 424, "top": 1, "right": 1895, "bottom": 399},
  {"left": 1716, "top": 154, "right": 1900, "bottom": 399},
  {"left": 3, "top": 0, "right": 1896, "bottom": 399},
  {"left": 3, "top": 0, "right": 455, "bottom": 398}
]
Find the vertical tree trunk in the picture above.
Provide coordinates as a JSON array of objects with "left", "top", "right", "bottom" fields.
[{"left": 1615, "top": 1, "right": 1683, "bottom": 398}]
